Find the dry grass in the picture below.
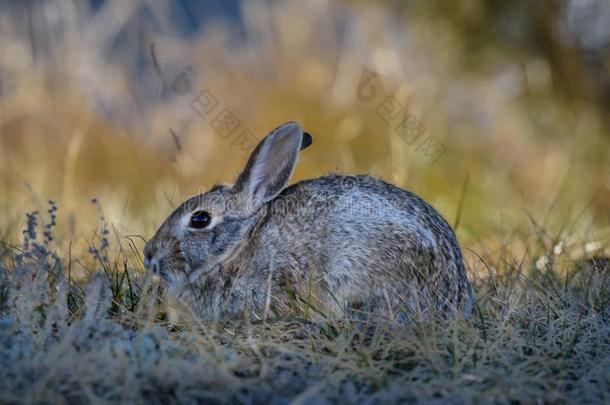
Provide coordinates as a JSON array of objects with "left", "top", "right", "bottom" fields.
[
  {"left": 0, "top": 1, "right": 609, "bottom": 403},
  {"left": 0, "top": 210, "right": 608, "bottom": 403}
]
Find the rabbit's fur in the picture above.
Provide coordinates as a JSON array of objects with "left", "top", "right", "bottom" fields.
[{"left": 145, "top": 122, "right": 473, "bottom": 321}]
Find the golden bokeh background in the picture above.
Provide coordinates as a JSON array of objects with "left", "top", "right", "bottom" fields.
[{"left": 1, "top": 0, "right": 609, "bottom": 273}]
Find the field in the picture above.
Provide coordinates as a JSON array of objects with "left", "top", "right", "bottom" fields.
[{"left": 0, "top": 1, "right": 609, "bottom": 403}]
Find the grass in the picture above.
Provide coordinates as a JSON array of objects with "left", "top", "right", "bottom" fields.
[
  {"left": 1, "top": 0, "right": 609, "bottom": 403},
  {"left": 0, "top": 204, "right": 608, "bottom": 403}
]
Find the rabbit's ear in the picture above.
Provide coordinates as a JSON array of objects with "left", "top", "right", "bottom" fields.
[
  {"left": 233, "top": 122, "right": 306, "bottom": 205},
  {"left": 301, "top": 132, "right": 313, "bottom": 150}
]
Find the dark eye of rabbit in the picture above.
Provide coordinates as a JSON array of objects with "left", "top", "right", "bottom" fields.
[{"left": 189, "top": 211, "right": 211, "bottom": 229}]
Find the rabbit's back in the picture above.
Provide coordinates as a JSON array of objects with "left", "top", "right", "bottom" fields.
[{"left": 258, "top": 174, "right": 473, "bottom": 319}]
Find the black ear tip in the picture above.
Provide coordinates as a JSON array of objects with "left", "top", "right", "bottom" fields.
[{"left": 301, "top": 132, "right": 313, "bottom": 150}]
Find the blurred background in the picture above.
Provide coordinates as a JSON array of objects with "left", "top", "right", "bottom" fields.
[{"left": 0, "top": 0, "right": 609, "bottom": 269}]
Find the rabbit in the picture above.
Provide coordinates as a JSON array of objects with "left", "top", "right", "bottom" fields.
[{"left": 144, "top": 122, "right": 474, "bottom": 322}]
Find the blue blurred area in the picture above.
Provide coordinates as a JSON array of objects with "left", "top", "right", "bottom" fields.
[
  {"left": 89, "top": 0, "right": 243, "bottom": 37},
  {"left": 80, "top": 0, "right": 247, "bottom": 124}
]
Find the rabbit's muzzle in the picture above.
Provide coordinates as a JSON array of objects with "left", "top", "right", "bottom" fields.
[{"left": 143, "top": 238, "right": 189, "bottom": 285}]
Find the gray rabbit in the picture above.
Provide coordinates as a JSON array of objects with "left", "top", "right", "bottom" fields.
[{"left": 144, "top": 122, "right": 473, "bottom": 321}]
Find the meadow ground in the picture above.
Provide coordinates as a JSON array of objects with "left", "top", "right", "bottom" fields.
[
  {"left": 1, "top": 1, "right": 609, "bottom": 403},
  {"left": 0, "top": 209, "right": 608, "bottom": 403}
]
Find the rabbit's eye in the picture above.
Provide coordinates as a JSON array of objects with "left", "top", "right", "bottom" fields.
[{"left": 189, "top": 211, "right": 211, "bottom": 229}]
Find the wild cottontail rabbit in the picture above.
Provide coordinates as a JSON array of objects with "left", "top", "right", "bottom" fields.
[{"left": 144, "top": 122, "right": 473, "bottom": 321}]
